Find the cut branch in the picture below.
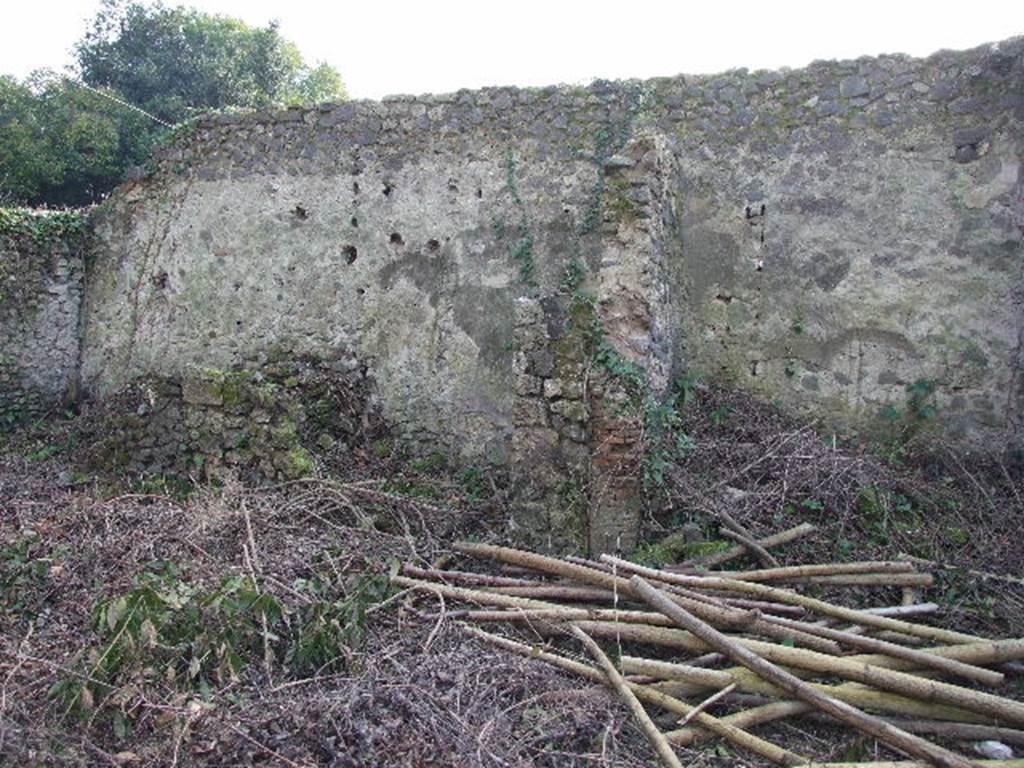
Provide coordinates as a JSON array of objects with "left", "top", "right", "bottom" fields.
[
  {"left": 673, "top": 522, "right": 816, "bottom": 569},
  {"left": 463, "top": 625, "right": 807, "bottom": 766},
  {"left": 629, "top": 575, "right": 984, "bottom": 768},
  {"left": 570, "top": 625, "right": 684, "bottom": 768},
  {"left": 601, "top": 554, "right": 984, "bottom": 645}
]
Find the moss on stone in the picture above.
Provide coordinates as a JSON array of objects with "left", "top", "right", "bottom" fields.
[
  {"left": 633, "top": 533, "right": 731, "bottom": 566},
  {"left": 282, "top": 446, "right": 315, "bottom": 478}
]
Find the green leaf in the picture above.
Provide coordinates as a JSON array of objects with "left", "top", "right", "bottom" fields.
[
  {"left": 106, "top": 596, "right": 128, "bottom": 631},
  {"left": 113, "top": 710, "right": 130, "bottom": 739}
]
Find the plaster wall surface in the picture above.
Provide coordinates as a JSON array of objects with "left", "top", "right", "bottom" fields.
[{"left": 80, "top": 37, "right": 1023, "bottom": 450}]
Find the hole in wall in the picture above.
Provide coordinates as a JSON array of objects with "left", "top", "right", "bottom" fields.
[
  {"left": 383, "top": 182, "right": 392, "bottom": 197},
  {"left": 293, "top": 205, "right": 308, "bottom": 220},
  {"left": 352, "top": 182, "right": 360, "bottom": 195},
  {"left": 357, "top": 288, "right": 366, "bottom": 296},
  {"left": 426, "top": 239, "right": 440, "bottom": 253},
  {"left": 351, "top": 216, "right": 358, "bottom": 228},
  {"left": 390, "top": 232, "right": 404, "bottom": 246},
  {"left": 476, "top": 188, "right": 483, "bottom": 199},
  {"left": 447, "top": 178, "right": 458, "bottom": 192},
  {"left": 343, "top": 245, "right": 358, "bottom": 264}
]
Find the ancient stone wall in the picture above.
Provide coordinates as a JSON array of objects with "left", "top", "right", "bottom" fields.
[
  {"left": 0, "top": 213, "right": 85, "bottom": 428},
  {"left": 2, "top": 36, "right": 1023, "bottom": 549}
]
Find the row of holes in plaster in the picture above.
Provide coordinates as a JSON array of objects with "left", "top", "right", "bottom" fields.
[
  {"left": 349, "top": 180, "right": 483, "bottom": 198},
  {"left": 340, "top": 235, "right": 441, "bottom": 265}
]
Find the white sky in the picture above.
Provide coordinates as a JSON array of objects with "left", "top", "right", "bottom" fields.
[{"left": 2, "top": 0, "right": 1023, "bottom": 100}]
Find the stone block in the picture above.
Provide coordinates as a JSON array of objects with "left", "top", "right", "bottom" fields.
[{"left": 513, "top": 399, "right": 549, "bottom": 427}]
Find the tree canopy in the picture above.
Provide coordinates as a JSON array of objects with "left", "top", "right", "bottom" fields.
[
  {"left": 0, "top": 0, "right": 347, "bottom": 207},
  {"left": 76, "top": 0, "right": 346, "bottom": 124}
]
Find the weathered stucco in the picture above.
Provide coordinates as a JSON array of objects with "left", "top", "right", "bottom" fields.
[{"left": 3, "top": 37, "right": 1023, "bottom": 548}]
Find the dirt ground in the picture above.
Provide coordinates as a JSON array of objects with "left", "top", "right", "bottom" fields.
[{"left": 1, "top": 386, "right": 1022, "bottom": 767}]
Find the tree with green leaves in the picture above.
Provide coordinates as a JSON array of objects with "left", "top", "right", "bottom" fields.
[
  {"left": 0, "top": 71, "right": 157, "bottom": 206},
  {"left": 75, "top": 0, "right": 347, "bottom": 124},
  {"left": 0, "top": 0, "right": 347, "bottom": 207}
]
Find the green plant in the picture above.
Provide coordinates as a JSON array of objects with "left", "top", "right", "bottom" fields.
[
  {"left": 409, "top": 452, "right": 447, "bottom": 473},
  {"left": 0, "top": 208, "right": 88, "bottom": 245},
  {"left": 560, "top": 258, "right": 587, "bottom": 294},
  {"left": 576, "top": 82, "right": 654, "bottom": 237},
  {"left": 1, "top": 535, "right": 51, "bottom": 617},
  {"left": 503, "top": 152, "right": 537, "bottom": 289},
  {"left": 673, "top": 373, "right": 701, "bottom": 409},
  {"left": 878, "top": 378, "right": 940, "bottom": 458},
  {"left": 51, "top": 561, "right": 396, "bottom": 724},
  {"left": 371, "top": 439, "right": 393, "bottom": 459},
  {"left": 128, "top": 473, "right": 195, "bottom": 502},
  {"left": 24, "top": 443, "right": 65, "bottom": 461},
  {"left": 52, "top": 564, "right": 282, "bottom": 717},
  {"left": 288, "top": 571, "right": 393, "bottom": 674},
  {"left": 382, "top": 476, "right": 441, "bottom": 501},
  {"left": 905, "top": 378, "right": 938, "bottom": 421},
  {"left": 675, "top": 432, "right": 697, "bottom": 459},
  {"left": 709, "top": 405, "right": 735, "bottom": 425},
  {"left": 461, "top": 465, "right": 487, "bottom": 501},
  {"left": 855, "top": 486, "right": 922, "bottom": 546},
  {"left": 511, "top": 233, "right": 536, "bottom": 287}
]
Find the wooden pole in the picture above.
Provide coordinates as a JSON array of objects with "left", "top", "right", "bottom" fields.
[
  {"left": 762, "top": 615, "right": 1003, "bottom": 686},
  {"left": 623, "top": 657, "right": 990, "bottom": 727},
  {"left": 673, "top": 523, "right": 816, "bottom": 569},
  {"left": 571, "top": 620, "right": 1024, "bottom": 726},
  {"left": 629, "top": 575, "right": 984, "bottom": 768},
  {"left": 703, "top": 561, "right": 918, "bottom": 582},
  {"left": 462, "top": 625, "right": 808, "bottom": 766},
  {"left": 453, "top": 542, "right": 841, "bottom": 653},
  {"left": 600, "top": 554, "right": 983, "bottom": 645},
  {"left": 570, "top": 625, "right": 684, "bottom": 768},
  {"left": 789, "top": 762, "right": 1023, "bottom": 768}
]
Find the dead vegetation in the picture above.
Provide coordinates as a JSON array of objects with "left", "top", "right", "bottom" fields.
[{"left": 0, "top": 384, "right": 1021, "bottom": 767}]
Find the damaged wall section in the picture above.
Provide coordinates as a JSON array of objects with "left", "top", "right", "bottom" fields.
[{"left": 0, "top": 212, "right": 85, "bottom": 427}]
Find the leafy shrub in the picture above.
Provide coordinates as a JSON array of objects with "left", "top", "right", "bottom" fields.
[{"left": 50, "top": 563, "right": 393, "bottom": 721}]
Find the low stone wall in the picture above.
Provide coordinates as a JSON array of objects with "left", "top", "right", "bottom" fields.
[
  {"left": 76, "top": 353, "right": 381, "bottom": 480},
  {"left": 0, "top": 211, "right": 85, "bottom": 429}
]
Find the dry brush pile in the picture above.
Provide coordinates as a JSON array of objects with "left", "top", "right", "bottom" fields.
[{"left": 398, "top": 529, "right": 1024, "bottom": 768}]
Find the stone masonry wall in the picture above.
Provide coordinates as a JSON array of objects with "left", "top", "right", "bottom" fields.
[
  {"left": 3, "top": 37, "right": 1022, "bottom": 550},
  {"left": 0, "top": 217, "right": 84, "bottom": 428}
]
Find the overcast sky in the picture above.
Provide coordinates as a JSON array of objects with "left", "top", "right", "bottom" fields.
[{"left": 2, "top": 0, "right": 1023, "bottom": 100}]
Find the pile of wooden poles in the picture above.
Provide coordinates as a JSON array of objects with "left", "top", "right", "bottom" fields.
[{"left": 393, "top": 524, "right": 1024, "bottom": 768}]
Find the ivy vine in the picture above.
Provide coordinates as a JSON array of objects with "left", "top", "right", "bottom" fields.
[{"left": 0, "top": 208, "right": 88, "bottom": 245}]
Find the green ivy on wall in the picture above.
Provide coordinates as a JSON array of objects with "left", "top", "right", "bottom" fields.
[{"left": 0, "top": 208, "right": 88, "bottom": 245}]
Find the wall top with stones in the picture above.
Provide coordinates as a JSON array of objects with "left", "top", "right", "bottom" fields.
[{"left": 137, "top": 36, "right": 1024, "bottom": 185}]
